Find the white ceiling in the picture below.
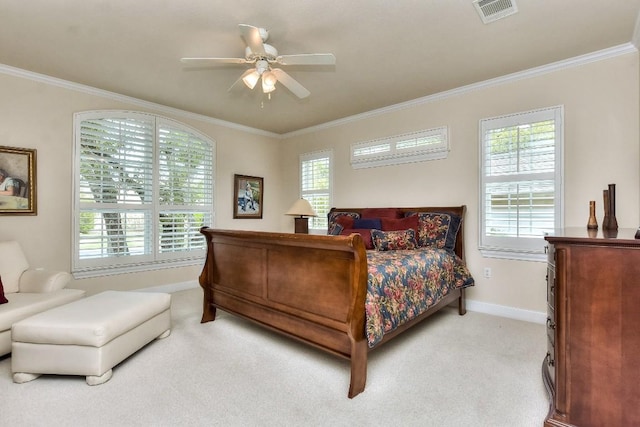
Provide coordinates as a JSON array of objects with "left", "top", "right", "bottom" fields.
[{"left": 1, "top": 1, "right": 639, "bottom": 135}]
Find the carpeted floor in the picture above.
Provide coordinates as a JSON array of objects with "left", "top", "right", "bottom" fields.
[{"left": 0, "top": 288, "right": 549, "bottom": 426}]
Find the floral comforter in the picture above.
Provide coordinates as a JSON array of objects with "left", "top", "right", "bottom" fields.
[{"left": 365, "top": 248, "right": 474, "bottom": 348}]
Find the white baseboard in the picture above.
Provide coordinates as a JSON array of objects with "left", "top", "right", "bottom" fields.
[
  {"left": 136, "top": 280, "right": 199, "bottom": 294},
  {"left": 466, "top": 299, "right": 546, "bottom": 325}
]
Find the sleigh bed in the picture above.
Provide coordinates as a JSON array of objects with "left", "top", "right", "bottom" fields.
[{"left": 199, "top": 206, "right": 474, "bottom": 398}]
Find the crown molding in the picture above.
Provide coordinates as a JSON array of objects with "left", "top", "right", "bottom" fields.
[
  {"left": 0, "top": 63, "right": 279, "bottom": 139},
  {"left": 282, "top": 43, "right": 639, "bottom": 139}
]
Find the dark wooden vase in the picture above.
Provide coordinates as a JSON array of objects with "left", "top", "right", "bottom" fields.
[
  {"left": 587, "top": 200, "right": 598, "bottom": 229},
  {"left": 603, "top": 184, "right": 618, "bottom": 231},
  {"left": 603, "top": 190, "right": 610, "bottom": 229}
]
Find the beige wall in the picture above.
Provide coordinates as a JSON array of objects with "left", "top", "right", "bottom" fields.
[
  {"left": 0, "top": 72, "right": 280, "bottom": 295},
  {"left": 280, "top": 52, "right": 640, "bottom": 314}
]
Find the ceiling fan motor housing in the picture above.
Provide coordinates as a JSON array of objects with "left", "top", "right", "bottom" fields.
[
  {"left": 255, "top": 60, "right": 269, "bottom": 75},
  {"left": 245, "top": 44, "right": 278, "bottom": 62}
]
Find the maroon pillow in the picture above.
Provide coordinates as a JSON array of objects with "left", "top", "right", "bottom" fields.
[
  {"left": 340, "top": 228, "right": 374, "bottom": 249},
  {"left": 381, "top": 216, "right": 419, "bottom": 232},
  {"left": 361, "top": 208, "right": 402, "bottom": 219},
  {"left": 335, "top": 215, "right": 355, "bottom": 230},
  {"left": 0, "top": 275, "right": 8, "bottom": 305}
]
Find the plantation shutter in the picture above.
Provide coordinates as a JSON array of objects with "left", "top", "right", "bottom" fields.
[
  {"left": 480, "top": 106, "right": 563, "bottom": 258},
  {"left": 157, "top": 122, "right": 213, "bottom": 254},
  {"left": 78, "top": 115, "right": 155, "bottom": 260},
  {"left": 351, "top": 127, "right": 448, "bottom": 168},
  {"left": 300, "top": 151, "right": 332, "bottom": 231}
]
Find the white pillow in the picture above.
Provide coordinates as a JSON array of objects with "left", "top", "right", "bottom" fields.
[{"left": 0, "top": 241, "right": 30, "bottom": 294}]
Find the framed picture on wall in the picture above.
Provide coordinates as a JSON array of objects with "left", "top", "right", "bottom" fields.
[
  {"left": 0, "top": 145, "right": 37, "bottom": 215},
  {"left": 233, "top": 174, "right": 263, "bottom": 219}
]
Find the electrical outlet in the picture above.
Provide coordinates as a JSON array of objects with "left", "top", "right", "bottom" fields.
[{"left": 483, "top": 267, "right": 492, "bottom": 278}]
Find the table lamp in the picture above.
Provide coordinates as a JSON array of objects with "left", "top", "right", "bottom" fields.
[{"left": 285, "top": 198, "right": 317, "bottom": 233}]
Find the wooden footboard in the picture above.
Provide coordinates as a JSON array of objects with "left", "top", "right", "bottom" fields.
[
  {"left": 199, "top": 229, "right": 370, "bottom": 397},
  {"left": 199, "top": 206, "right": 468, "bottom": 398}
]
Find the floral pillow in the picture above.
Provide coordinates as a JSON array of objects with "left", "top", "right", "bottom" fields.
[
  {"left": 328, "top": 223, "right": 344, "bottom": 236},
  {"left": 405, "top": 212, "right": 461, "bottom": 252},
  {"left": 328, "top": 211, "right": 360, "bottom": 235},
  {"left": 371, "top": 229, "right": 418, "bottom": 251}
]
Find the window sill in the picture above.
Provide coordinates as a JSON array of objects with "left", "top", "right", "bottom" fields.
[
  {"left": 479, "top": 248, "right": 546, "bottom": 262},
  {"left": 72, "top": 257, "right": 204, "bottom": 279}
]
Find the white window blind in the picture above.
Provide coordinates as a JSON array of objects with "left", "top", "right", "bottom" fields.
[
  {"left": 351, "top": 126, "right": 448, "bottom": 169},
  {"left": 157, "top": 123, "right": 214, "bottom": 255},
  {"left": 74, "top": 111, "right": 214, "bottom": 277},
  {"left": 479, "top": 106, "right": 563, "bottom": 260},
  {"left": 300, "top": 150, "right": 332, "bottom": 231}
]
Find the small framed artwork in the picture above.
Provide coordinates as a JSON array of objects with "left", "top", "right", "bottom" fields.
[
  {"left": 0, "top": 145, "right": 37, "bottom": 215},
  {"left": 233, "top": 174, "right": 263, "bottom": 219}
]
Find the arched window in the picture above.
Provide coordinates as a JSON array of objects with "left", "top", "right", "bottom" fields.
[{"left": 73, "top": 111, "right": 215, "bottom": 277}]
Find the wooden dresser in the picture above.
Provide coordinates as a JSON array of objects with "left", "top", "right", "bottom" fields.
[{"left": 543, "top": 228, "right": 640, "bottom": 427}]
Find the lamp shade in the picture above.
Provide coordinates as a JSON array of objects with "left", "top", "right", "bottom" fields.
[
  {"left": 262, "top": 71, "right": 277, "bottom": 93},
  {"left": 242, "top": 70, "right": 260, "bottom": 89},
  {"left": 285, "top": 198, "right": 317, "bottom": 217}
]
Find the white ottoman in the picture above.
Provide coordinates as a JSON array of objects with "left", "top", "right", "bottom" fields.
[{"left": 11, "top": 290, "right": 171, "bottom": 385}]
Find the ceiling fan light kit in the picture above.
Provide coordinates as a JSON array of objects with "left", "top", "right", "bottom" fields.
[{"left": 181, "top": 24, "right": 335, "bottom": 99}]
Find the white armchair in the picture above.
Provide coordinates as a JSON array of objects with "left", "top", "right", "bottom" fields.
[{"left": 0, "top": 241, "right": 85, "bottom": 356}]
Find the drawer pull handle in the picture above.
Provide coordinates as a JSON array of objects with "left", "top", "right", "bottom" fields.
[
  {"left": 546, "top": 352, "right": 555, "bottom": 367},
  {"left": 546, "top": 317, "right": 556, "bottom": 330}
]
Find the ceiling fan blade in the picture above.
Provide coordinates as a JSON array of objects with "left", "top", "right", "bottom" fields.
[
  {"left": 181, "top": 57, "right": 248, "bottom": 66},
  {"left": 275, "top": 53, "right": 336, "bottom": 66},
  {"left": 271, "top": 68, "right": 310, "bottom": 99},
  {"left": 239, "top": 24, "right": 265, "bottom": 56}
]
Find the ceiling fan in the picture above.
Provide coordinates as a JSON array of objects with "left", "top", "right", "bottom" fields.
[{"left": 180, "top": 24, "right": 336, "bottom": 99}]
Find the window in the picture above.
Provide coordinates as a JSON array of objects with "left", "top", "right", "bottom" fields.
[
  {"left": 73, "top": 111, "right": 214, "bottom": 277},
  {"left": 479, "top": 106, "right": 563, "bottom": 261},
  {"left": 300, "top": 150, "right": 332, "bottom": 232},
  {"left": 350, "top": 126, "right": 448, "bottom": 169}
]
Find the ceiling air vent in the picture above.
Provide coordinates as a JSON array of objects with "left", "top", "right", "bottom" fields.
[{"left": 473, "top": 0, "right": 518, "bottom": 24}]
